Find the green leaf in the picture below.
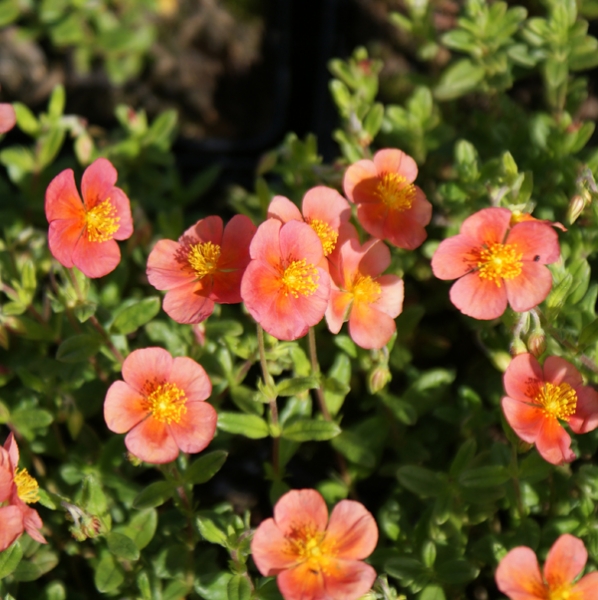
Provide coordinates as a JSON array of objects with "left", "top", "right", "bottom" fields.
[
  {"left": 0, "top": 541, "right": 22, "bottom": 579},
  {"left": 196, "top": 512, "right": 228, "bottom": 546},
  {"left": 163, "top": 580, "right": 192, "bottom": 600},
  {"left": 364, "top": 103, "right": 384, "bottom": 138},
  {"left": 217, "top": 412, "right": 269, "bottom": 439},
  {"left": 185, "top": 450, "right": 228, "bottom": 485},
  {"left": 418, "top": 585, "right": 446, "bottom": 600},
  {"left": 36, "top": 128, "right": 66, "bottom": 171},
  {"left": 12, "top": 549, "right": 58, "bottom": 581},
  {"left": 458, "top": 465, "right": 510, "bottom": 488},
  {"left": 11, "top": 407, "right": 53, "bottom": 437},
  {"left": 436, "top": 559, "right": 479, "bottom": 584},
  {"left": 119, "top": 509, "right": 157, "bottom": 550},
  {"left": 276, "top": 376, "right": 319, "bottom": 397},
  {"left": 0, "top": 146, "right": 36, "bottom": 182},
  {"left": 282, "top": 419, "right": 341, "bottom": 442},
  {"left": 579, "top": 317, "right": 598, "bottom": 348},
  {"left": 145, "top": 110, "right": 178, "bottom": 149},
  {"left": 434, "top": 59, "right": 485, "bottom": 100},
  {"left": 106, "top": 532, "right": 140, "bottom": 561},
  {"left": 449, "top": 439, "right": 477, "bottom": 477},
  {"left": 397, "top": 466, "right": 447, "bottom": 498},
  {"left": 94, "top": 553, "right": 124, "bottom": 593},
  {"left": 56, "top": 334, "right": 101, "bottom": 362},
  {"left": 13, "top": 103, "right": 39, "bottom": 135},
  {"left": 110, "top": 297, "right": 161, "bottom": 335},
  {"left": 205, "top": 320, "right": 244, "bottom": 338},
  {"left": 48, "top": 84, "right": 66, "bottom": 118},
  {"left": 227, "top": 574, "right": 252, "bottom": 600},
  {"left": 544, "top": 58, "right": 568, "bottom": 89},
  {"left": 331, "top": 430, "right": 376, "bottom": 468},
  {"left": 385, "top": 556, "right": 426, "bottom": 584},
  {"left": 0, "top": 0, "right": 18, "bottom": 27},
  {"left": 133, "top": 481, "right": 175, "bottom": 510}
]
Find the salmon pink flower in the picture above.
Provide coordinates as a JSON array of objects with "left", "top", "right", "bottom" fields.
[
  {"left": 251, "top": 489, "right": 378, "bottom": 600},
  {"left": 496, "top": 534, "right": 598, "bottom": 600},
  {"left": 147, "top": 215, "right": 256, "bottom": 324},
  {"left": 431, "top": 207, "right": 560, "bottom": 320},
  {"left": 241, "top": 219, "right": 331, "bottom": 341},
  {"left": 45, "top": 158, "right": 133, "bottom": 278},
  {"left": 343, "top": 148, "right": 432, "bottom": 250},
  {"left": 0, "top": 433, "right": 46, "bottom": 551},
  {"left": 326, "top": 237, "right": 404, "bottom": 349},
  {"left": 501, "top": 353, "right": 598, "bottom": 465},
  {"left": 0, "top": 103, "right": 16, "bottom": 134},
  {"left": 267, "top": 186, "right": 351, "bottom": 257},
  {"left": 104, "top": 347, "right": 217, "bottom": 464}
]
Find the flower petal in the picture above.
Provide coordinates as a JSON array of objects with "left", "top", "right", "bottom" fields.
[
  {"left": 571, "top": 572, "right": 598, "bottom": 599},
  {"left": 3, "top": 432, "right": 19, "bottom": 469},
  {"left": 123, "top": 347, "right": 173, "bottom": 395},
  {"left": 495, "top": 546, "right": 546, "bottom": 600},
  {"left": 147, "top": 239, "right": 195, "bottom": 290},
  {"left": 343, "top": 159, "right": 378, "bottom": 204},
  {"left": 48, "top": 219, "right": 82, "bottom": 269},
  {"left": 501, "top": 396, "right": 544, "bottom": 444},
  {"left": 273, "top": 489, "right": 328, "bottom": 536},
  {"left": 251, "top": 517, "right": 300, "bottom": 576},
  {"left": 460, "top": 207, "right": 512, "bottom": 246},
  {"left": 168, "top": 401, "right": 217, "bottom": 454},
  {"left": 326, "top": 289, "right": 353, "bottom": 334},
  {"left": 268, "top": 196, "right": 303, "bottom": 223},
  {"left": 534, "top": 416, "right": 575, "bottom": 465},
  {"left": 503, "top": 354, "right": 543, "bottom": 404},
  {"left": 349, "top": 302, "right": 396, "bottom": 349},
  {"left": 170, "top": 357, "right": 212, "bottom": 402},
  {"left": 506, "top": 221, "right": 560, "bottom": 264},
  {"left": 302, "top": 186, "right": 351, "bottom": 228},
  {"left": 0, "top": 103, "right": 16, "bottom": 134},
  {"left": 431, "top": 235, "right": 479, "bottom": 281},
  {"left": 72, "top": 235, "right": 121, "bottom": 279},
  {"left": 0, "top": 505, "right": 24, "bottom": 552},
  {"left": 249, "top": 219, "right": 283, "bottom": 266},
  {"left": 45, "top": 169, "right": 85, "bottom": 222},
  {"left": 276, "top": 562, "right": 327, "bottom": 600},
  {"left": 280, "top": 220, "right": 324, "bottom": 267},
  {"left": 21, "top": 504, "right": 46, "bottom": 544},
  {"left": 375, "top": 275, "right": 404, "bottom": 319},
  {"left": 325, "top": 500, "right": 378, "bottom": 560},
  {"left": 543, "top": 534, "right": 587, "bottom": 590},
  {"left": 504, "top": 262, "right": 553, "bottom": 313},
  {"left": 358, "top": 238, "right": 391, "bottom": 277},
  {"left": 449, "top": 272, "right": 508, "bottom": 320},
  {"left": 125, "top": 417, "right": 179, "bottom": 464},
  {"left": 543, "top": 356, "right": 583, "bottom": 388},
  {"left": 162, "top": 281, "right": 215, "bottom": 324},
  {"left": 569, "top": 386, "right": 598, "bottom": 434},
  {"left": 110, "top": 188, "right": 134, "bottom": 241},
  {"left": 104, "top": 381, "right": 147, "bottom": 434},
  {"left": 382, "top": 209, "right": 428, "bottom": 250},
  {"left": 241, "top": 261, "right": 284, "bottom": 324},
  {"left": 181, "top": 215, "right": 224, "bottom": 246},
  {"left": 81, "top": 158, "right": 118, "bottom": 209},
  {"left": 374, "top": 148, "right": 418, "bottom": 181}
]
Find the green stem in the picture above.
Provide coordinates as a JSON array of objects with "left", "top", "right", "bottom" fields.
[
  {"left": 510, "top": 440, "right": 525, "bottom": 521},
  {"left": 308, "top": 327, "right": 331, "bottom": 420}
]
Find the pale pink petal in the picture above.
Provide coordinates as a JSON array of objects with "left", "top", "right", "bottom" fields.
[
  {"left": 45, "top": 169, "right": 85, "bottom": 222},
  {"left": 168, "top": 401, "right": 217, "bottom": 454},
  {"left": 349, "top": 302, "right": 396, "bottom": 349},
  {"left": 104, "top": 381, "right": 148, "bottom": 433},
  {"left": 501, "top": 397, "right": 544, "bottom": 444},
  {"left": 449, "top": 272, "right": 508, "bottom": 320},
  {"left": 569, "top": 387, "right": 598, "bottom": 434},
  {"left": 358, "top": 238, "right": 390, "bottom": 277},
  {"left": 0, "top": 456, "right": 13, "bottom": 503},
  {"left": 110, "top": 188, "right": 134, "bottom": 241},
  {"left": 460, "top": 207, "right": 512, "bottom": 246},
  {"left": 326, "top": 500, "right": 378, "bottom": 560},
  {"left": 71, "top": 235, "right": 121, "bottom": 279},
  {"left": 0, "top": 103, "right": 16, "bottom": 134},
  {"left": 503, "top": 354, "right": 543, "bottom": 404},
  {"left": 268, "top": 196, "right": 303, "bottom": 223},
  {"left": 343, "top": 159, "right": 378, "bottom": 204},
  {"left": 322, "top": 560, "right": 377, "bottom": 600},
  {"left": 506, "top": 221, "right": 560, "bottom": 264},
  {"left": 292, "top": 269, "right": 330, "bottom": 329},
  {"left": 48, "top": 219, "right": 82, "bottom": 269},
  {"left": 162, "top": 281, "right": 215, "bottom": 324},
  {"left": 122, "top": 347, "right": 173, "bottom": 395},
  {"left": 125, "top": 417, "right": 179, "bottom": 464},
  {"left": 274, "top": 489, "right": 328, "bottom": 536},
  {"left": 250, "top": 518, "right": 300, "bottom": 575},
  {"left": 21, "top": 504, "right": 46, "bottom": 544},
  {"left": 571, "top": 572, "right": 598, "bottom": 598},
  {"left": 216, "top": 214, "right": 256, "bottom": 271},
  {"left": 181, "top": 215, "right": 224, "bottom": 246},
  {"left": 170, "top": 357, "right": 212, "bottom": 402},
  {"left": 302, "top": 187, "right": 351, "bottom": 228},
  {"left": 241, "top": 261, "right": 284, "bottom": 324},
  {"left": 260, "top": 292, "right": 312, "bottom": 341},
  {"left": 382, "top": 210, "right": 428, "bottom": 250},
  {"left": 374, "top": 148, "right": 418, "bottom": 181},
  {"left": 409, "top": 187, "right": 433, "bottom": 225},
  {"left": 3, "top": 433, "right": 19, "bottom": 469},
  {"left": 249, "top": 219, "right": 283, "bottom": 267},
  {"left": 535, "top": 417, "right": 575, "bottom": 464},
  {"left": 495, "top": 546, "right": 546, "bottom": 600},
  {"left": 277, "top": 562, "right": 328, "bottom": 600},
  {"left": 279, "top": 220, "right": 324, "bottom": 267},
  {"left": 543, "top": 534, "right": 587, "bottom": 590},
  {"left": 81, "top": 158, "right": 117, "bottom": 209},
  {"left": 375, "top": 276, "right": 404, "bottom": 318},
  {"left": 543, "top": 356, "right": 583, "bottom": 389},
  {"left": 0, "top": 505, "right": 24, "bottom": 552},
  {"left": 326, "top": 289, "right": 353, "bottom": 334},
  {"left": 431, "top": 235, "right": 480, "bottom": 281},
  {"left": 505, "top": 263, "right": 553, "bottom": 313},
  {"left": 356, "top": 202, "right": 387, "bottom": 239},
  {"left": 147, "top": 239, "right": 195, "bottom": 290}
]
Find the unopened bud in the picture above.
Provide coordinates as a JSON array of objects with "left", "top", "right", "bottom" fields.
[
  {"left": 567, "top": 194, "right": 586, "bottom": 224},
  {"left": 509, "top": 338, "right": 527, "bottom": 357},
  {"left": 368, "top": 365, "right": 392, "bottom": 394},
  {"left": 527, "top": 331, "right": 546, "bottom": 358}
]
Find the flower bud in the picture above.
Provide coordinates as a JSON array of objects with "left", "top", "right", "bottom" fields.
[
  {"left": 567, "top": 194, "right": 586, "bottom": 224},
  {"left": 368, "top": 365, "right": 392, "bottom": 394},
  {"left": 527, "top": 331, "right": 546, "bottom": 358},
  {"left": 509, "top": 338, "right": 527, "bottom": 357}
]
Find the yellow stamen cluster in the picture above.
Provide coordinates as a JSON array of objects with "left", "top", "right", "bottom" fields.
[
  {"left": 14, "top": 468, "right": 40, "bottom": 504},
  {"left": 85, "top": 199, "right": 120, "bottom": 242},
  {"left": 476, "top": 243, "right": 522, "bottom": 286},
  {"left": 188, "top": 241, "right": 221, "bottom": 278},
  {"left": 307, "top": 219, "right": 338, "bottom": 256},
  {"left": 548, "top": 584, "right": 573, "bottom": 600},
  {"left": 285, "top": 524, "right": 336, "bottom": 576},
  {"left": 352, "top": 274, "right": 382, "bottom": 305},
  {"left": 281, "top": 259, "right": 319, "bottom": 298},
  {"left": 535, "top": 382, "right": 577, "bottom": 421},
  {"left": 375, "top": 173, "right": 416, "bottom": 211},
  {"left": 143, "top": 382, "right": 188, "bottom": 424}
]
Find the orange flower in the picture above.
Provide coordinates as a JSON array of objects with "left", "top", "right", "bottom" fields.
[
  {"left": 251, "top": 489, "right": 378, "bottom": 600},
  {"left": 496, "top": 534, "right": 598, "bottom": 599},
  {"left": 0, "top": 103, "right": 16, "bottom": 134},
  {"left": 240, "top": 219, "right": 330, "bottom": 341},
  {"left": 147, "top": 215, "right": 256, "bottom": 324},
  {"left": 326, "top": 237, "right": 404, "bottom": 349},
  {"left": 45, "top": 158, "right": 133, "bottom": 278},
  {"left": 431, "top": 207, "right": 560, "bottom": 320},
  {"left": 343, "top": 148, "right": 432, "bottom": 250},
  {"left": 267, "top": 186, "right": 351, "bottom": 257},
  {"left": 0, "top": 433, "right": 46, "bottom": 551},
  {"left": 501, "top": 353, "right": 598, "bottom": 465},
  {"left": 104, "top": 347, "right": 217, "bottom": 464}
]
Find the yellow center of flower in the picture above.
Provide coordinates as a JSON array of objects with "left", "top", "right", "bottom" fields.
[
  {"left": 14, "top": 468, "right": 40, "bottom": 504},
  {"left": 476, "top": 243, "right": 523, "bottom": 286},
  {"left": 352, "top": 274, "right": 382, "bottom": 304},
  {"left": 143, "top": 382, "right": 187, "bottom": 424},
  {"left": 548, "top": 584, "right": 574, "bottom": 600},
  {"left": 307, "top": 219, "right": 338, "bottom": 256},
  {"left": 281, "top": 259, "right": 319, "bottom": 298},
  {"left": 286, "top": 524, "right": 337, "bottom": 575},
  {"left": 84, "top": 199, "right": 120, "bottom": 242},
  {"left": 534, "top": 382, "right": 577, "bottom": 421},
  {"left": 188, "top": 241, "right": 221, "bottom": 278},
  {"left": 375, "top": 173, "right": 416, "bottom": 211}
]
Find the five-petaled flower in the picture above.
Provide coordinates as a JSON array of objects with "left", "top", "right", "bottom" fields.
[
  {"left": 240, "top": 219, "right": 331, "bottom": 341},
  {"left": 45, "top": 158, "right": 134, "bottom": 278},
  {"left": 267, "top": 186, "right": 351, "bottom": 257},
  {"left": 343, "top": 148, "right": 432, "bottom": 250},
  {"left": 326, "top": 237, "right": 404, "bottom": 349},
  {"left": 496, "top": 534, "right": 598, "bottom": 600},
  {"left": 431, "top": 207, "right": 560, "bottom": 320},
  {"left": 251, "top": 489, "right": 378, "bottom": 600},
  {"left": 0, "top": 433, "right": 46, "bottom": 551},
  {"left": 501, "top": 353, "right": 598, "bottom": 464},
  {"left": 104, "top": 347, "right": 217, "bottom": 464},
  {"left": 147, "top": 215, "right": 256, "bottom": 324}
]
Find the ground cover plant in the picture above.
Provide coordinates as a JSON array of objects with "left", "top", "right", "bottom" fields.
[{"left": 3, "top": 0, "right": 598, "bottom": 599}]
